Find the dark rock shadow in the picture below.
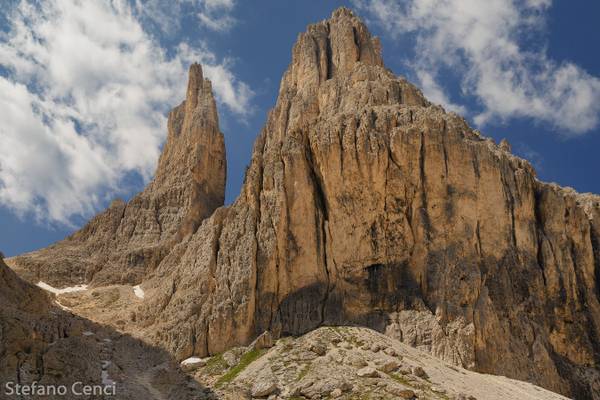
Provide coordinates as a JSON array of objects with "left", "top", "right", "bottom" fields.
[{"left": 0, "top": 261, "right": 216, "bottom": 400}]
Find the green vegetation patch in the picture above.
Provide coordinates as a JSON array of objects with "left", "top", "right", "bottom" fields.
[
  {"left": 387, "top": 372, "right": 416, "bottom": 388},
  {"left": 204, "top": 353, "right": 228, "bottom": 375},
  {"left": 215, "top": 348, "right": 267, "bottom": 387},
  {"left": 297, "top": 363, "right": 312, "bottom": 381},
  {"left": 388, "top": 372, "right": 451, "bottom": 399}
]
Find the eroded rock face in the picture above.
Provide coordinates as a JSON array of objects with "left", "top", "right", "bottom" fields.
[
  {"left": 7, "top": 7, "right": 600, "bottom": 399},
  {"left": 131, "top": 8, "right": 600, "bottom": 398},
  {"left": 8, "top": 63, "right": 226, "bottom": 287},
  {"left": 0, "top": 261, "right": 92, "bottom": 390}
]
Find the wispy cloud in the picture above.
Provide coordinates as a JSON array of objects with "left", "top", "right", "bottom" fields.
[
  {"left": 198, "top": 0, "right": 237, "bottom": 32},
  {"left": 133, "top": 0, "right": 189, "bottom": 35},
  {"left": 133, "top": 0, "right": 238, "bottom": 34},
  {"left": 515, "top": 142, "right": 544, "bottom": 171},
  {"left": 415, "top": 69, "right": 467, "bottom": 115},
  {"left": 353, "top": 0, "right": 600, "bottom": 135},
  {"left": 0, "top": 0, "right": 253, "bottom": 225}
]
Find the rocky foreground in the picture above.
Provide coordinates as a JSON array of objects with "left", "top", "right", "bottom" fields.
[
  {"left": 182, "top": 326, "right": 573, "bottom": 400},
  {"left": 5, "top": 6, "right": 600, "bottom": 400},
  {"left": 0, "top": 258, "right": 208, "bottom": 400},
  {"left": 2, "top": 258, "right": 569, "bottom": 400}
]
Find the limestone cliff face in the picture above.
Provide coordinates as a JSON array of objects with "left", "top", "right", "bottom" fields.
[
  {"left": 8, "top": 64, "right": 226, "bottom": 286},
  {"left": 131, "top": 8, "right": 600, "bottom": 399},
  {"left": 7, "top": 7, "right": 600, "bottom": 399}
]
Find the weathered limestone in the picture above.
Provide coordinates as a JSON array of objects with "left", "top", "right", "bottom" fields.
[
  {"left": 0, "top": 259, "right": 212, "bottom": 398},
  {"left": 133, "top": 9, "right": 600, "bottom": 398},
  {"left": 7, "top": 7, "right": 600, "bottom": 399},
  {"left": 8, "top": 64, "right": 226, "bottom": 286}
]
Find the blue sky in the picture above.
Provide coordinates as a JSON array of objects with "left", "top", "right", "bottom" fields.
[{"left": 1, "top": 0, "right": 599, "bottom": 257}]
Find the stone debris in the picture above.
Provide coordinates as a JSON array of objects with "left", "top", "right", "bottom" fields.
[
  {"left": 308, "top": 342, "right": 327, "bottom": 356},
  {"left": 412, "top": 366, "right": 428, "bottom": 378},
  {"left": 183, "top": 326, "right": 569, "bottom": 400},
  {"left": 357, "top": 366, "right": 380, "bottom": 378},
  {"left": 251, "top": 380, "right": 278, "bottom": 398}
]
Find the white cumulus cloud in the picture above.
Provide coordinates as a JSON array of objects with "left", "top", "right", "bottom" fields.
[
  {"left": 353, "top": 0, "right": 600, "bottom": 135},
  {"left": 0, "top": 0, "right": 253, "bottom": 225}
]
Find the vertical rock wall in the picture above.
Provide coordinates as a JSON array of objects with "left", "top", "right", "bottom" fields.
[
  {"left": 137, "top": 9, "right": 600, "bottom": 398},
  {"left": 7, "top": 7, "right": 600, "bottom": 399}
]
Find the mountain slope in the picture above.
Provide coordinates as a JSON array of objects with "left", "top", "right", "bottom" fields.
[
  {"left": 7, "top": 7, "right": 600, "bottom": 399},
  {"left": 8, "top": 63, "right": 226, "bottom": 287},
  {"left": 0, "top": 256, "right": 212, "bottom": 399},
  {"left": 133, "top": 9, "right": 600, "bottom": 398}
]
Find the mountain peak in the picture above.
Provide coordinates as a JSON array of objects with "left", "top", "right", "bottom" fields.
[
  {"left": 8, "top": 62, "right": 226, "bottom": 285},
  {"left": 285, "top": 6, "right": 383, "bottom": 89},
  {"left": 182, "top": 63, "right": 218, "bottom": 127},
  {"left": 154, "top": 63, "right": 223, "bottom": 192},
  {"left": 153, "top": 62, "right": 225, "bottom": 239},
  {"left": 6, "top": 9, "right": 600, "bottom": 400},
  {"left": 330, "top": 6, "right": 356, "bottom": 19},
  {"left": 185, "top": 62, "right": 204, "bottom": 110}
]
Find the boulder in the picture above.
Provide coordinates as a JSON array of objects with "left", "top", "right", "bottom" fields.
[{"left": 357, "top": 367, "right": 379, "bottom": 378}]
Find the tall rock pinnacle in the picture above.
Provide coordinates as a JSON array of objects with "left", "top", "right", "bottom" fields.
[
  {"left": 8, "top": 63, "right": 226, "bottom": 285},
  {"left": 153, "top": 63, "right": 226, "bottom": 240}
]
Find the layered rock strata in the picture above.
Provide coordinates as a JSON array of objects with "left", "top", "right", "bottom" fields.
[{"left": 134, "top": 9, "right": 600, "bottom": 398}]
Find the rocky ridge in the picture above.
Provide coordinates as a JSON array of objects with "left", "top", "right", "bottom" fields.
[
  {"left": 8, "top": 63, "right": 226, "bottom": 287},
  {"left": 7, "top": 7, "right": 600, "bottom": 400}
]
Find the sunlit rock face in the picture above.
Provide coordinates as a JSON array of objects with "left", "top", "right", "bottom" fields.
[
  {"left": 8, "top": 7, "right": 600, "bottom": 399},
  {"left": 9, "top": 63, "right": 226, "bottom": 287},
  {"left": 135, "top": 9, "right": 600, "bottom": 398}
]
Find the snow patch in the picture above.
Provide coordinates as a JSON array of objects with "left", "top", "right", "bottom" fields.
[
  {"left": 133, "top": 285, "right": 145, "bottom": 299},
  {"left": 83, "top": 331, "right": 95, "bottom": 336},
  {"left": 37, "top": 281, "right": 88, "bottom": 295},
  {"left": 181, "top": 357, "right": 203, "bottom": 366},
  {"left": 101, "top": 370, "right": 115, "bottom": 386},
  {"left": 101, "top": 361, "right": 114, "bottom": 386}
]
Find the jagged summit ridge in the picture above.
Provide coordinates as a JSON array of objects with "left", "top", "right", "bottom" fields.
[
  {"left": 153, "top": 63, "right": 226, "bottom": 240},
  {"left": 287, "top": 7, "right": 383, "bottom": 88},
  {"left": 154, "top": 62, "right": 222, "bottom": 187}
]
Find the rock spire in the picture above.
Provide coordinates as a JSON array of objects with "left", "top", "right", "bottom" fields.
[{"left": 9, "top": 63, "right": 226, "bottom": 286}]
